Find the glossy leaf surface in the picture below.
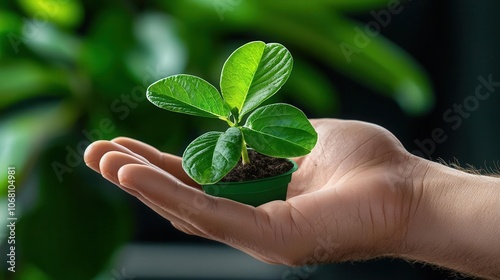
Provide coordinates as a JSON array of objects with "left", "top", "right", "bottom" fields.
[
  {"left": 147, "top": 74, "right": 230, "bottom": 119},
  {"left": 242, "top": 104, "right": 317, "bottom": 157},
  {"left": 183, "top": 127, "right": 242, "bottom": 184},
  {"left": 220, "top": 41, "right": 293, "bottom": 120}
]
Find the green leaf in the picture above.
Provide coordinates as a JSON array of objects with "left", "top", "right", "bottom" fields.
[
  {"left": 245, "top": 11, "right": 434, "bottom": 115},
  {"left": 284, "top": 59, "right": 339, "bottom": 115},
  {"left": 183, "top": 127, "right": 242, "bottom": 184},
  {"left": 0, "top": 62, "right": 66, "bottom": 110},
  {"left": 328, "top": 15, "right": 434, "bottom": 115},
  {"left": 241, "top": 104, "right": 317, "bottom": 158},
  {"left": 0, "top": 10, "right": 21, "bottom": 35},
  {"left": 260, "top": 0, "right": 390, "bottom": 14},
  {"left": 220, "top": 41, "right": 293, "bottom": 120},
  {"left": 23, "top": 23, "right": 81, "bottom": 62},
  {"left": 0, "top": 101, "right": 77, "bottom": 196},
  {"left": 147, "top": 74, "right": 230, "bottom": 119},
  {"left": 17, "top": 0, "right": 84, "bottom": 28},
  {"left": 125, "top": 13, "right": 187, "bottom": 83}
]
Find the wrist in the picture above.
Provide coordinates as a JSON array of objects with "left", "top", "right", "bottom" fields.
[{"left": 401, "top": 158, "right": 500, "bottom": 279}]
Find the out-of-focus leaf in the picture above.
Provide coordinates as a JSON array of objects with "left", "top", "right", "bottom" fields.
[
  {"left": 176, "top": 0, "right": 389, "bottom": 24},
  {"left": 169, "top": 0, "right": 258, "bottom": 27},
  {"left": 260, "top": 0, "right": 391, "bottom": 13},
  {"left": 0, "top": 61, "right": 66, "bottom": 110},
  {"left": 126, "top": 12, "right": 187, "bottom": 84},
  {"left": 0, "top": 10, "right": 22, "bottom": 58},
  {"left": 16, "top": 263, "right": 51, "bottom": 280},
  {"left": 17, "top": 0, "right": 83, "bottom": 28},
  {"left": 79, "top": 40, "right": 114, "bottom": 77},
  {"left": 79, "top": 10, "right": 135, "bottom": 97},
  {"left": 284, "top": 59, "right": 339, "bottom": 115},
  {"left": 18, "top": 139, "right": 132, "bottom": 280},
  {"left": 331, "top": 15, "right": 434, "bottom": 114},
  {"left": 22, "top": 22, "right": 80, "bottom": 62},
  {"left": 0, "top": 101, "right": 77, "bottom": 196},
  {"left": 247, "top": 11, "right": 433, "bottom": 115},
  {"left": 0, "top": 10, "right": 20, "bottom": 32}
]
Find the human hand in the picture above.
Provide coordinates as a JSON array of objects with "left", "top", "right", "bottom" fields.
[{"left": 84, "top": 118, "right": 425, "bottom": 266}]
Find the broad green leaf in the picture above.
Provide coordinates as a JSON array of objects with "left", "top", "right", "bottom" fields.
[
  {"left": 220, "top": 41, "right": 293, "bottom": 120},
  {"left": 147, "top": 74, "right": 230, "bottom": 119},
  {"left": 241, "top": 104, "right": 317, "bottom": 158},
  {"left": 183, "top": 127, "right": 242, "bottom": 184}
]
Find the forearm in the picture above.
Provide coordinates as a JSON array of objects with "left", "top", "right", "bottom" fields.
[{"left": 403, "top": 159, "right": 500, "bottom": 279}]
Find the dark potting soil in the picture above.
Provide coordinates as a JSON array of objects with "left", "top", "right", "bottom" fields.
[{"left": 220, "top": 150, "right": 294, "bottom": 182}]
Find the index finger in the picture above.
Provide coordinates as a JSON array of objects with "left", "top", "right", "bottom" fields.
[{"left": 112, "top": 137, "right": 197, "bottom": 187}]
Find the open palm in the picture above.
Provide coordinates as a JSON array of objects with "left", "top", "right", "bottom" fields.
[{"left": 84, "top": 118, "right": 421, "bottom": 265}]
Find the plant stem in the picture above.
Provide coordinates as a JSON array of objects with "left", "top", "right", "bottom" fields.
[
  {"left": 241, "top": 144, "right": 250, "bottom": 165},
  {"left": 224, "top": 118, "right": 235, "bottom": 127}
]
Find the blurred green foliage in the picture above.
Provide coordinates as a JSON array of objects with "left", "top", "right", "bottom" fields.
[{"left": 0, "top": 0, "right": 433, "bottom": 279}]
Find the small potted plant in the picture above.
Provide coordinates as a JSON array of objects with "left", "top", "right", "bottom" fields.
[{"left": 146, "top": 41, "right": 317, "bottom": 206}]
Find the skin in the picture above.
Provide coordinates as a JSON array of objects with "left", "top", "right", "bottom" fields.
[{"left": 84, "top": 119, "right": 500, "bottom": 279}]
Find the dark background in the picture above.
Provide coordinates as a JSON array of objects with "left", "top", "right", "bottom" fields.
[{"left": 1, "top": 0, "right": 499, "bottom": 279}]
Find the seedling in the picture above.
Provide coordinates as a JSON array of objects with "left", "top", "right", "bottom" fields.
[{"left": 146, "top": 41, "right": 317, "bottom": 184}]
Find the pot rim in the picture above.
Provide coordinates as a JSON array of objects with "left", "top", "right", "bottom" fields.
[{"left": 204, "top": 159, "right": 298, "bottom": 186}]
